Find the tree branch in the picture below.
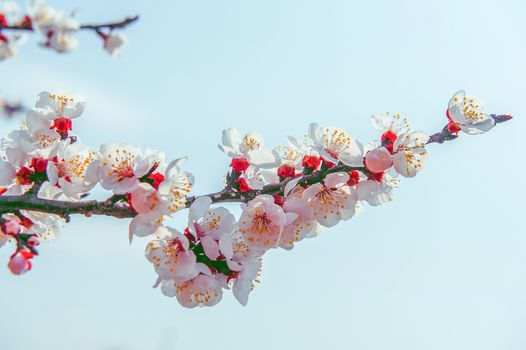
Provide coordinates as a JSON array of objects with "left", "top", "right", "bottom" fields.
[
  {"left": 0, "top": 117, "right": 512, "bottom": 219},
  {"left": 0, "top": 15, "right": 139, "bottom": 32}
]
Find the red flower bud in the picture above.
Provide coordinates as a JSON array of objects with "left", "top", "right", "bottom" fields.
[
  {"left": 302, "top": 155, "right": 321, "bottom": 170},
  {"left": 381, "top": 130, "right": 398, "bottom": 154},
  {"left": 370, "top": 171, "right": 384, "bottom": 182},
  {"left": 236, "top": 178, "right": 252, "bottom": 192},
  {"left": 0, "top": 14, "right": 8, "bottom": 28},
  {"left": 15, "top": 167, "right": 34, "bottom": 185},
  {"left": 148, "top": 172, "right": 165, "bottom": 190},
  {"left": 230, "top": 158, "right": 249, "bottom": 173},
  {"left": 273, "top": 194, "right": 285, "bottom": 206},
  {"left": 347, "top": 170, "right": 361, "bottom": 187},
  {"left": 19, "top": 15, "right": 32, "bottom": 29},
  {"left": 30, "top": 158, "right": 48, "bottom": 173},
  {"left": 51, "top": 117, "right": 72, "bottom": 138},
  {"left": 277, "top": 164, "right": 296, "bottom": 179}
]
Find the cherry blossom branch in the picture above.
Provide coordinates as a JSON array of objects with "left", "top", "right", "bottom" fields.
[
  {"left": 0, "top": 192, "right": 134, "bottom": 220},
  {"left": 0, "top": 15, "right": 139, "bottom": 32},
  {"left": 0, "top": 89, "right": 514, "bottom": 305},
  {"left": 0, "top": 114, "right": 512, "bottom": 220},
  {"left": 427, "top": 114, "right": 512, "bottom": 144},
  {"left": 0, "top": 164, "right": 364, "bottom": 220}
]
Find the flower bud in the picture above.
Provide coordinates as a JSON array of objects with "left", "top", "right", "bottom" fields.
[
  {"left": 365, "top": 147, "right": 393, "bottom": 173},
  {"left": 8, "top": 250, "right": 34, "bottom": 275}
]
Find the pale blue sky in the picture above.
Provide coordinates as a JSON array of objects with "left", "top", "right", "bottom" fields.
[{"left": 1, "top": 1, "right": 526, "bottom": 349}]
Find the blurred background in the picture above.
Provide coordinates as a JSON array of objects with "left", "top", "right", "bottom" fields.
[{"left": 1, "top": 0, "right": 526, "bottom": 349}]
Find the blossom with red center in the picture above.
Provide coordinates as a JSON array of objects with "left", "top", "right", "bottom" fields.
[
  {"left": 219, "top": 128, "right": 279, "bottom": 168},
  {"left": 128, "top": 183, "right": 168, "bottom": 241},
  {"left": 238, "top": 194, "right": 296, "bottom": 251},
  {"left": 8, "top": 250, "right": 35, "bottom": 275},
  {"left": 308, "top": 123, "right": 364, "bottom": 167},
  {"left": 47, "top": 140, "right": 97, "bottom": 200},
  {"left": 160, "top": 274, "right": 223, "bottom": 308},
  {"left": 26, "top": 91, "right": 84, "bottom": 140},
  {"left": 302, "top": 172, "right": 357, "bottom": 227},
  {"left": 371, "top": 112, "right": 429, "bottom": 178},
  {"left": 92, "top": 142, "right": 157, "bottom": 194},
  {"left": 187, "top": 196, "right": 235, "bottom": 261},
  {"left": 230, "top": 157, "right": 249, "bottom": 173},
  {"left": 447, "top": 90, "right": 496, "bottom": 135},
  {"left": 145, "top": 226, "right": 198, "bottom": 283},
  {"left": 357, "top": 172, "right": 399, "bottom": 206},
  {"left": 392, "top": 131, "right": 429, "bottom": 178},
  {"left": 279, "top": 188, "right": 318, "bottom": 250}
]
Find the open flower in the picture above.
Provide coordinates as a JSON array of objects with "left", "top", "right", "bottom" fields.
[
  {"left": 279, "top": 187, "right": 319, "bottom": 250},
  {"left": 447, "top": 90, "right": 496, "bottom": 135},
  {"left": 392, "top": 131, "right": 429, "bottom": 178},
  {"left": 238, "top": 195, "right": 296, "bottom": 251},
  {"left": 27, "top": 90, "right": 85, "bottom": 139},
  {"left": 0, "top": 33, "right": 25, "bottom": 61},
  {"left": 356, "top": 171, "right": 399, "bottom": 206},
  {"left": 29, "top": 1, "right": 80, "bottom": 54},
  {"left": 102, "top": 33, "right": 127, "bottom": 58},
  {"left": 276, "top": 135, "right": 314, "bottom": 171},
  {"left": 231, "top": 258, "right": 262, "bottom": 306},
  {"left": 145, "top": 226, "right": 198, "bottom": 283},
  {"left": 92, "top": 143, "right": 155, "bottom": 194},
  {"left": 218, "top": 128, "right": 279, "bottom": 168},
  {"left": 157, "top": 157, "right": 194, "bottom": 214},
  {"left": 302, "top": 172, "right": 357, "bottom": 227},
  {"left": 187, "top": 196, "right": 235, "bottom": 260},
  {"left": 308, "top": 123, "right": 363, "bottom": 166},
  {"left": 46, "top": 140, "right": 96, "bottom": 199},
  {"left": 160, "top": 274, "right": 223, "bottom": 308},
  {"left": 21, "top": 208, "right": 64, "bottom": 242},
  {"left": 128, "top": 183, "right": 168, "bottom": 240}
]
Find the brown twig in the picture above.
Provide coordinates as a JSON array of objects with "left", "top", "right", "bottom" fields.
[{"left": 0, "top": 15, "right": 139, "bottom": 32}]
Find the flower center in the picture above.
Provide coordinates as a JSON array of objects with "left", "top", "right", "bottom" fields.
[
  {"left": 315, "top": 186, "right": 337, "bottom": 206},
  {"left": 252, "top": 212, "right": 272, "bottom": 233},
  {"left": 243, "top": 135, "right": 260, "bottom": 151},
  {"left": 323, "top": 128, "right": 351, "bottom": 157},
  {"left": 108, "top": 149, "right": 135, "bottom": 181},
  {"left": 454, "top": 96, "right": 485, "bottom": 122}
]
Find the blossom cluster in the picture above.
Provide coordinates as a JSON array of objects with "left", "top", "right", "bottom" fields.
[
  {"left": 0, "top": 89, "right": 509, "bottom": 307},
  {"left": 0, "top": 0, "right": 132, "bottom": 61}
]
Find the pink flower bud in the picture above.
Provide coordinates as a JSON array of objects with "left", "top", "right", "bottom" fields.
[
  {"left": 8, "top": 250, "right": 34, "bottom": 275},
  {"left": 365, "top": 147, "right": 393, "bottom": 173}
]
